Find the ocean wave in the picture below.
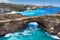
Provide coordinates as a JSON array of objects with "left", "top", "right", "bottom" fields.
[
  {"left": 4, "top": 33, "right": 13, "bottom": 37},
  {"left": 45, "top": 32, "right": 60, "bottom": 39},
  {"left": 4, "top": 32, "right": 20, "bottom": 37}
]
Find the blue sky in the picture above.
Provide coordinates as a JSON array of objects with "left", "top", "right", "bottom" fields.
[{"left": 1, "top": 0, "right": 60, "bottom": 7}]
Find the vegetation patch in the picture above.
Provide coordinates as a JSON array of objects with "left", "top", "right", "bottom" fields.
[
  {"left": 55, "top": 16, "right": 60, "bottom": 19},
  {"left": 9, "top": 20, "right": 17, "bottom": 24},
  {"left": 0, "top": 22, "right": 4, "bottom": 27}
]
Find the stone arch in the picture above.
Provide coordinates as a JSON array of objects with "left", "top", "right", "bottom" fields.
[
  {"left": 26, "top": 22, "right": 39, "bottom": 28},
  {"left": 24, "top": 19, "right": 45, "bottom": 29}
]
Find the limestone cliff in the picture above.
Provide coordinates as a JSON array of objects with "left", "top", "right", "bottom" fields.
[{"left": 0, "top": 14, "right": 60, "bottom": 38}]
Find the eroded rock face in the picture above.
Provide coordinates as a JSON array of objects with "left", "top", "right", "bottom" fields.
[
  {"left": 37, "top": 14, "right": 60, "bottom": 38},
  {"left": 7, "top": 21, "right": 27, "bottom": 32},
  {"left": 0, "top": 27, "right": 7, "bottom": 36},
  {"left": 0, "top": 14, "right": 27, "bottom": 36},
  {"left": 0, "top": 21, "right": 27, "bottom": 36},
  {"left": 0, "top": 14, "right": 60, "bottom": 38}
]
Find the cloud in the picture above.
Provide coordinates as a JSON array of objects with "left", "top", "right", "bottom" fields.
[{"left": 0, "top": 0, "right": 9, "bottom": 3}]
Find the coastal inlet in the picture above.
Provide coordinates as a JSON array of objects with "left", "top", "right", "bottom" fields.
[{"left": 0, "top": 14, "right": 60, "bottom": 40}]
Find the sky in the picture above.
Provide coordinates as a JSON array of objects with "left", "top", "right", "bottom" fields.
[{"left": 0, "top": 0, "right": 60, "bottom": 7}]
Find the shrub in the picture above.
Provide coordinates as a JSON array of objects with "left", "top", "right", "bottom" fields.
[{"left": 0, "top": 22, "right": 4, "bottom": 27}]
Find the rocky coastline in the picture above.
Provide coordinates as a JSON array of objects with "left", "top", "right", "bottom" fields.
[
  {"left": 0, "top": 13, "right": 60, "bottom": 38},
  {"left": 0, "top": 3, "right": 55, "bottom": 14}
]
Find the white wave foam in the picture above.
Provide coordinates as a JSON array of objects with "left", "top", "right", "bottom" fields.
[
  {"left": 4, "top": 32, "right": 20, "bottom": 37},
  {"left": 13, "top": 32, "right": 20, "bottom": 36},
  {"left": 4, "top": 33, "right": 13, "bottom": 37},
  {"left": 22, "top": 30, "right": 30, "bottom": 35},
  {"left": 51, "top": 35, "right": 60, "bottom": 39},
  {"left": 45, "top": 32, "right": 60, "bottom": 39},
  {"left": 28, "top": 22, "right": 38, "bottom": 26}
]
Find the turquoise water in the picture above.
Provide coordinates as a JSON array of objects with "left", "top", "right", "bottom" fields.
[
  {"left": 0, "top": 7, "right": 60, "bottom": 40},
  {"left": 17, "top": 7, "right": 60, "bottom": 16},
  {"left": 0, "top": 22, "right": 56, "bottom": 40}
]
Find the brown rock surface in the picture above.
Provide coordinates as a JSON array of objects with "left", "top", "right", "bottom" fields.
[{"left": 0, "top": 14, "right": 60, "bottom": 38}]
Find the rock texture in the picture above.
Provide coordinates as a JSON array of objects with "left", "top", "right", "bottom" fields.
[
  {"left": 0, "top": 14, "right": 60, "bottom": 38},
  {"left": 0, "top": 14, "right": 25, "bottom": 20},
  {"left": 0, "top": 14, "right": 26, "bottom": 36},
  {"left": 39, "top": 14, "right": 60, "bottom": 38}
]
